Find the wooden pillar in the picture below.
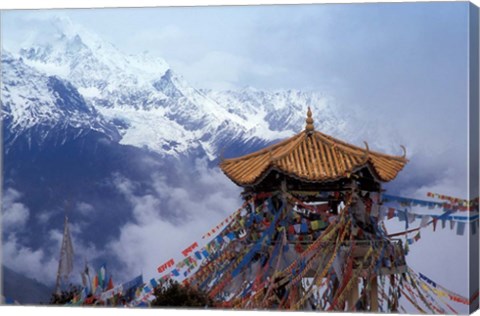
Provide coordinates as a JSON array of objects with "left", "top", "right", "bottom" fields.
[
  {"left": 370, "top": 276, "right": 379, "bottom": 312},
  {"left": 281, "top": 179, "right": 287, "bottom": 192},
  {"left": 347, "top": 280, "right": 358, "bottom": 311}
]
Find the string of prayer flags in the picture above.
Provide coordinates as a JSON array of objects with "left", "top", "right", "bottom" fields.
[
  {"left": 384, "top": 194, "right": 474, "bottom": 211},
  {"left": 182, "top": 242, "right": 198, "bottom": 257},
  {"left": 202, "top": 202, "right": 248, "bottom": 239},
  {"left": 121, "top": 274, "right": 143, "bottom": 298},
  {"left": 427, "top": 192, "right": 478, "bottom": 208},
  {"left": 99, "top": 284, "right": 123, "bottom": 301},
  {"left": 383, "top": 204, "right": 476, "bottom": 237},
  {"left": 157, "top": 258, "right": 175, "bottom": 273},
  {"left": 383, "top": 194, "right": 443, "bottom": 209},
  {"left": 420, "top": 216, "right": 430, "bottom": 228},
  {"left": 161, "top": 274, "right": 170, "bottom": 281},
  {"left": 417, "top": 271, "right": 477, "bottom": 305}
]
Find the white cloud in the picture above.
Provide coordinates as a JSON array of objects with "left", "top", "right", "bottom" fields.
[
  {"left": 108, "top": 159, "right": 241, "bottom": 282},
  {"left": 36, "top": 210, "right": 55, "bottom": 225},
  {"left": 76, "top": 202, "right": 95, "bottom": 217},
  {"left": 2, "top": 188, "right": 30, "bottom": 231},
  {"left": 2, "top": 234, "right": 58, "bottom": 285},
  {"left": 171, "top": 50, "right": 287, "bottom": 90},
  {"left": 136, "top": 24, "right": 183, "bottom": 45},
  {"left": 2, "top": 187, "right": 102, "bottom": 286},
  {"left": 2, "top": 224, "right": 103, "bottom": 286}
]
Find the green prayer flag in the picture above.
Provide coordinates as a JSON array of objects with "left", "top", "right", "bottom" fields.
[{"left": 310, "top": 220, "right": 327, "bottom": 231}]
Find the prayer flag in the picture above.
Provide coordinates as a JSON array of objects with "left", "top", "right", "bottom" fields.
[
  {"left": 202, "top": 249, "right": 210, "bottom": 258},
  {"left": 288, "top": 225, "right": 295, "bottom": 235},
  {"left": 135, "top": 287, "right": 142, "bottom": 298},
  {"left": 310, "top": 220, "right": 327, "bottom": 231},
  {"left": 450, "top": 220, "right": 456, "bottom": 230},
  {"left": 121, "top": 274, "right": 143, "bottom": 301},
  {"left": 293, "top": 224, "right": 301, "bottom": 234},
  {"left": 414, "top": 232, "right": 421, "bottom": 241},
  {"left": 407, "top": 212, "right": 416, "bottom": 224},
  {"left": 81, "top": 272, "right": 88, "bottom": 288},
  {"left": 420, "top": 216, "right": 430, "bottom": 228},
  {"left": 150, "top": 278, "right": 158, "bottom": 289},
  {"left": 456, "top": 222, "right": 466, "bottom": 235},
  {"left": 300, "top": 223, "right": 308, "bottom": 233},
  {"left": 92, "top": 275, "right": 98, "bottom": 294},
  {"left": 98, "top": 264, "right": 106, "bottom": 290},
  {"left": 227, "top": 232, "right": 236, "bottom": 241},
  {"left": 107, "top": 276, "right": 114, "bottom": 291}
]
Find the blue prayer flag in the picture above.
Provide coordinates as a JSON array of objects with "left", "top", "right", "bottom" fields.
[
  {"left": 456, "top": 222, "right": 466, "bottom": 235},
  {"left": 150, "top": 278, "right": 158, "bottom": 288}
]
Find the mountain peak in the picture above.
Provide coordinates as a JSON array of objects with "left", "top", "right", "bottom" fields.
[
  {"left": 16, "top": 16, "right": 170, "bottom": 107},
  {"left": 1, "top": 53, "right": 120, "bottom": 146},
  {"left": 6, "top": 16, "right": 348, "bottom": 160}
]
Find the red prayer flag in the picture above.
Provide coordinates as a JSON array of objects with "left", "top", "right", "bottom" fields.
[
  {"left": 92, "top": 275, "right": 99, "bottom": 292},
  {"left": 107, "top": 277, "right": 114, "bottom": 290}
]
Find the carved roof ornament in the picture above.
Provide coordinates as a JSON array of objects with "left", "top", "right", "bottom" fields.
[
  {"left": 220, "top": 107, "right": 409, "bottom": 187},
  {"left": 305, "top": 107, "right": 315, "bottom": 134}
]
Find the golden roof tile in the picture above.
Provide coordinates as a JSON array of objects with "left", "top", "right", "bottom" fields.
[{"left": 220, "top": 108, "right": 408, "bottom": 186}]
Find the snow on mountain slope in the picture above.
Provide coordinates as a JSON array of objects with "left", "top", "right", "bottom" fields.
[
  {"left": 11, "top": 16, "right": 352, "bottom": 160},
  {"left": 204, "top": 87, "right": 348, "bottom": 138},
  {"left": 1, "top": 50, "right": 119, "bottom": 148},
  {"left": 18, "top": 17, "right": 170, "bottom": 110}
]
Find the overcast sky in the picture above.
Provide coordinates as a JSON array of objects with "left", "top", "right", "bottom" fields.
[
  {"left": 1, "top": 2, "right": 476, "bottom": 314},
  {"left": 2, "top": 2, "right": 471, "bottom": 198}
]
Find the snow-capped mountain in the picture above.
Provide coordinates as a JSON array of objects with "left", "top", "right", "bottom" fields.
[
  {"left": 11, "top": 16, "right": 348, "bottom": 160},
  {"left": 1, "top": 51, "right": 120, "bottom": 150},
  {"left": 203, "top": 87, "right": 347, "bottom": 137},
  {"left": 0, "top": 16, "right": 410, "bottom": 295}
]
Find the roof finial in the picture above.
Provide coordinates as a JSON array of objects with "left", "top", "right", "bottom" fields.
[{"left": 305, "top": 107, "right": 314, "bottom": 133}]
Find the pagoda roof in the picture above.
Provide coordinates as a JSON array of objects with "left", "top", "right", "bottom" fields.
[{"left": 220, "top": 108, "right": 408, "bottom": 187}]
